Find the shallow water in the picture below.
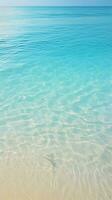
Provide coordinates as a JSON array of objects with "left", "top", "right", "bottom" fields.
[{"left": 0, "top": 6, "right": 112, "bottom": 200}]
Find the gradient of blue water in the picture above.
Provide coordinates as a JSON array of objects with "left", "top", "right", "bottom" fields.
[{"left": 0, "top": 7, "right": 112, "bottom": 198}]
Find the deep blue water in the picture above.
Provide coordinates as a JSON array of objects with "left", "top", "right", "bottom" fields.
[{"left": 0, "top": 6, "right": 112, "bottom": 199}]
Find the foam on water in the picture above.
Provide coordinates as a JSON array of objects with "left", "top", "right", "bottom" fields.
[{"left": 0, "top": 6, "right": 112, "bottom": 200}]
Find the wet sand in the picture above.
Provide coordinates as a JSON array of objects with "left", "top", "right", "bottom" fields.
[{"left": 0, "top": 134, "right": 112, "bottom": 200}]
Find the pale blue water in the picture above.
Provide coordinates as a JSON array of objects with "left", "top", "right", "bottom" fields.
[{"left": 0, "top": 6, "right": 112, "bottom": 199}]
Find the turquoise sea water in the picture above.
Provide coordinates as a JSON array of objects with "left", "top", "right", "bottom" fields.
[{"left": 0, "top": 6, "right": 112, "bottom": 199}]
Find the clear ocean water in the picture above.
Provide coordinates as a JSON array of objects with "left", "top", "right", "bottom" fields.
[{"left": 0, "top": 6, "right": 112, "bottom": 200}]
